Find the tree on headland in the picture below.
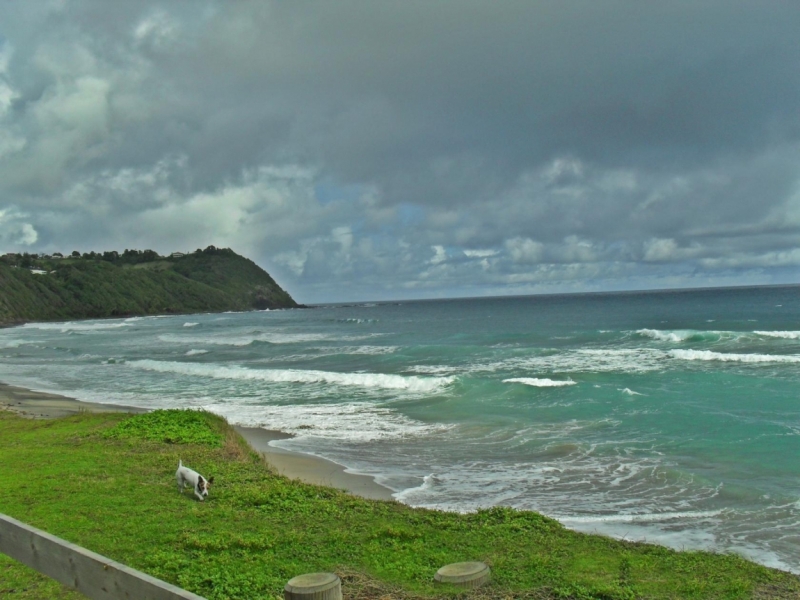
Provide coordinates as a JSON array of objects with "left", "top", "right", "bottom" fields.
[{"left": 0, "top": 246, "right": 300, "bottom": 325}]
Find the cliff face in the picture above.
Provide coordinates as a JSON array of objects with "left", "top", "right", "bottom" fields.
[{"left": 0, "top": 247, "right": 300, "bottom": 326}]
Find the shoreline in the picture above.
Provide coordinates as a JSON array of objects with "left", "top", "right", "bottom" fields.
[
  {"left": 0, "top": 381, "right": 394, "bottom": 501},
  {"left": 0, "top": 383, "right": 147, "bottom": 419},
  {"left": 233, "top": 425, "right": 393, "bottom": 500},
  {"left": 0, "top": 306, "right": 306, "bottom": 330}
]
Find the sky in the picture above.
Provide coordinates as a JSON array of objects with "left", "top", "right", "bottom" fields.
[{"left": 0, "top": 1, "right": 799, "bottom": 304}]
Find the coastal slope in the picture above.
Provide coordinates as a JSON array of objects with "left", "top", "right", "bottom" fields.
[
  {"left": 0, "top": 246, "right": 299, "bottom": 326},
  {"left": 1, "top": 406, "right": 798, "bottom": 599}
]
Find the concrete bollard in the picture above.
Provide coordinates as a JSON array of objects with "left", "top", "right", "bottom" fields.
[
  {"left": 284, "top": 572, "right": 342, "bottom": 600},
  {"left": 434, "top": 561, "right": 491, "bottom": 588}
]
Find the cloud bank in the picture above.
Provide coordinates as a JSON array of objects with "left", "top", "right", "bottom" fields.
[{"left": 1, "top": 1, "right": 799, "bottom": 302}]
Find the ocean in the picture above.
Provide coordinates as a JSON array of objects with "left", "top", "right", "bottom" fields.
[{"left": 1, "top": 285, "right": 798, "bottom": 572}]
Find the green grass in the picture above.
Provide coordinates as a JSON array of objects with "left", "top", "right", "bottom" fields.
[
  {"left": 0, "top": 410, "right": 798, "bottom": 600},
  {"left": 103, "top": 409, "right": 225, "bottom": 446}
]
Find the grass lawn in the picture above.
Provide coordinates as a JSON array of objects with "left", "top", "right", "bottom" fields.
[{"left": 0, "top": 409, "right": 798, "bottom": 600}]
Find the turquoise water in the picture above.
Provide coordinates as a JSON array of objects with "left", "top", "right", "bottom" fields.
[{"left": 1, "top": 285, "right": 799, "bottom": 571}]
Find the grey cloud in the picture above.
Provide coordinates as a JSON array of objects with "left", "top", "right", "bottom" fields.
[{"left": 0, "top": 1, "right": 799, "bottom": 302}]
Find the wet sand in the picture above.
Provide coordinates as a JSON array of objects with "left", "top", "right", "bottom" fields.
[
  {"left": 0, "top": 383, "right": 146, "bottom": 418},
  {"left": 0, "top": 382, "right": 395, "bottom": 501},
  {"left": 234, "top": 425, "right": 394, "bottom": 501}
]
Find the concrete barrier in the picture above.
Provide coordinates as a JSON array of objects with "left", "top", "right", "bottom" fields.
[
  {"left": 284, "top": 572, "right": 342, "bottom": 600},
  {"left": 0, "top": 513, "right": 207, "bottom": 600},
  {"left": 434, "top": 561, "right": 491, "bottom": 588}
]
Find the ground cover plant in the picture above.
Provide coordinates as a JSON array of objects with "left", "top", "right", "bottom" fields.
[
  {"left": 103, "top": 408, "right": 225, "bottom": 446},
  {"left": 0, "top": 409, "right": 798, "bottom": 600}
]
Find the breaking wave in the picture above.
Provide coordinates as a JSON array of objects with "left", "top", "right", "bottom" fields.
[
  {"left": 754, "top": 331, "right": 800, "bottom": 340},
  {"left": 21, "top": 321, "right": 132, "bottom": 333},
  {"left": 619, "top": 387, "right": 644, "bottom": 396},
  {"left": 210, "top": 402, "right": 450, "bottom": 442},
  {"left": 127, "top": 360, "right": 454, "bottom": 393},
  {"left": 503, "top": 378, "right": 576, "bottom": 387},
  {"left": 636, "top": 329, "right": 744, "bottom": 343},
  {"left": 158, "top": 332, "right": 332, "bottom": 346},
  {"left": 559, "top": 510, "right": 724, "bottom": 524},
  {"left": 668, "top": 349, "right": 800, "bottom": 363},
  {"left": 638, "top": 328, "right": 800, "bottom": 344}
]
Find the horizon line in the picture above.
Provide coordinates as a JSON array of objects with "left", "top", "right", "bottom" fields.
[{"left": 309, "top": 280, "right": 800, "bottom": 307}]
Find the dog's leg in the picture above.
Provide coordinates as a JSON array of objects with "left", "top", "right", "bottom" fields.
[{"left": 176, "top": 461, "right": 184, "bottom": 493}]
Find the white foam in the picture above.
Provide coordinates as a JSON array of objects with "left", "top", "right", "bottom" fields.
[
  {"left": 324, "top": 345, "right": 398, "bottom": 355},
  {"left": 503, "top": 378, "right": 576, "bottom": 387},
  {"left": 637, "top": 328, "right": 694, "bottom": 342},
  {"left": 393, "top": 473, "right": 440, "bottom": 502},
  {"left": 488, "top": 343, "right": 800, "bottom": 375},
  {"left": 336, "top": 318, "right": 379, "bottom": 324},
  {"left": 205, "top": 402, "right": 450, "bottom": 442},
  {"left": 256, "top": 348, "right": 397, "bottom": 362},
  {"left": 418, "top": 348, "right": 669, "bottom": 375},
  {"left": 127, "top": 360, "right": 454, "bottom": 393},
  {"left": 183, "top": 322, "right": 199, "bottom": 328},
  {"left": 754, "top": 331, "right": 800, "bottom": 340},
  {"left": 619, "top": 388, "right": 644, "bottom": 396},
  {"left": 185, "top": 349, "right": 208, "bottom": 356},
  {"left": 21, "top": 320, "right": 132, "bottom": 333},
  {"left": 492, "top": 348, "right": 668, "bottom": 375},
  {"left": 559, "top": 509, "right": 724, "bottom": 524},
  {"left": 669, "top": 349, "right": 800, "bottom": 363},
  {"left": 406, "top": 365, "right": 461, "bottom": 375},
  {"left": 158, "top": 332, "right": 331, "bottom": 346},
  {"left": 0, "top": 339, "right": 29, "bottom": 349},
  {"left": 636, "top": 328, "right": 747, "bottom": 343}
]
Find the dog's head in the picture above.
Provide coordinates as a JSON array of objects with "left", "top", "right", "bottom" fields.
[{"left": 197, "top": 475, "right": 215, "bottom": 498}]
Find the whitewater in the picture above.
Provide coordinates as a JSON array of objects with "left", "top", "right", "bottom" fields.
[{"left": 0, "top": 284, "right": 799, "bottom": 572}]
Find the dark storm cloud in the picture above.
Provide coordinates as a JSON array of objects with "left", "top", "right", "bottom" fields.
[{"left": 0, "top": 1, "right": 798, "bottom": 302}]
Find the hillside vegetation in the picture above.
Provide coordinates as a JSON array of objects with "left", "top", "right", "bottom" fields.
[{"left": 0, "top": 246, "right": 299, "bottom": 326}]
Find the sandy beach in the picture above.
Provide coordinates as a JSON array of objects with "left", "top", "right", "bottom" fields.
[
  {"left": 234, "top": 425, "right": 393, "bottom": 500},
  {"left": 0, "top": 382, "right": 394, "bottom": 501},
  {"left": 0, "top": 383, "right": 146, "bottom": 419}
]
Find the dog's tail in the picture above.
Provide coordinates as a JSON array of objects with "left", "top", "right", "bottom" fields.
[{"left": 179, "top": 459, "right": 183, "bottom": 468}]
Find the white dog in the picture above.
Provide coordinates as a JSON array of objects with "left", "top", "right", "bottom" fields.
[{"left": 175, "top": 460, "right": 214, "bottom": 501}]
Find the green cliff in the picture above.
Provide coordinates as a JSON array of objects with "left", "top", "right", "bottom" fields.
[{"left": 0, "top": 246, "right": 300, "bottom": 326}]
